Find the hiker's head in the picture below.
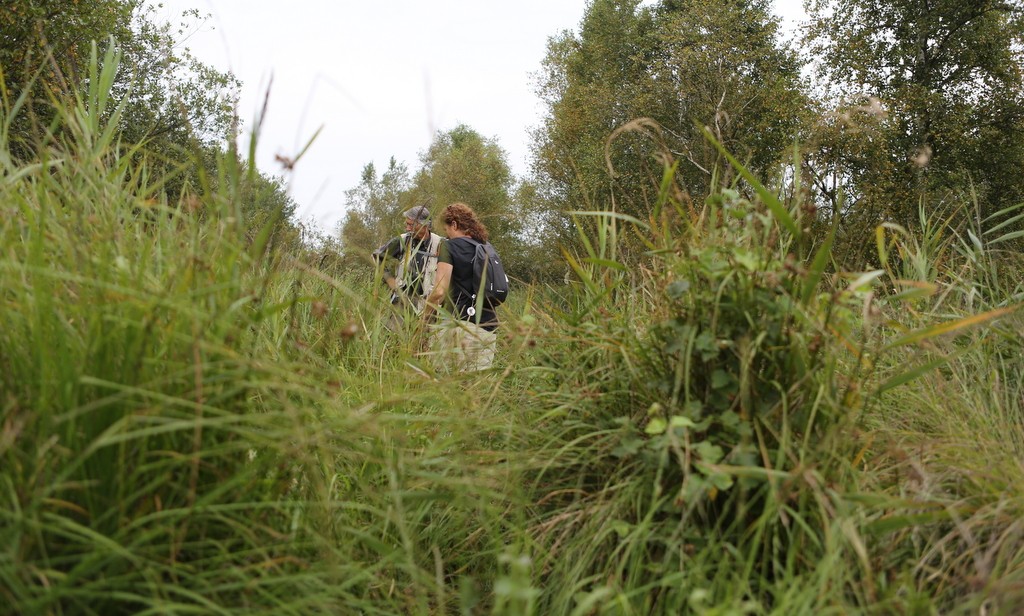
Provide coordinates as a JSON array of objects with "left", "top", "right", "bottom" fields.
[
  {"left": 441, "top": 202, "right": 489, "bottom": 243},
  {"left": 403, "top": 205, "right": 431, "bottom": 239}
]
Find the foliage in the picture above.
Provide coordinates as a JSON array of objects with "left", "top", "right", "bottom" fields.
[
  {"left": 412, "top": 124, "right": 521, "bottom": 242},
  {"left": 804, "top": 0, "right": 1024, "bottom": 249},
  {"left": 3, "top": 5, "right": 1024, "bottom": 615},
  {"left": 505, "top": 178, "right": 574, "bottom": 283},
  {"left": 532, "top": 0, "right": 657, "bottom": 216},
  {"left": 526, "top": 157, "right": 856, "bottom": 612},
  {"left": 1, "top": 0, "right": 240, "bottom": 199},
  {"left": 532, "top": 0, "right": 808, "bottom": 223},
  {"left": 5, "top": 79, "right": 1024, "bottom": 616},
  {"left": 519, "top": 140, "right": 1024, "bottom": 613},
  {"left": 338, "top": 158, "right": 412, "bottom": 274},
  {"left": 1, "top": 45, "right": 318, "bottom": 613},
  {"left": 340, "top": 125, "right": 557, "bottom": 286},
  {"left": 0, "top": 45, "right": 529, "bottom": 615},
  {"left": 649, "top": 0, "right": 809, "bottom": 196}
]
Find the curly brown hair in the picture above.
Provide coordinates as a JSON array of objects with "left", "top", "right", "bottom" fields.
[{"left": 441, "top": 202, "right": 489, "bottom": 243}]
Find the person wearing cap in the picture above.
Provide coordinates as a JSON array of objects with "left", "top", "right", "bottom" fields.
[{"left": 372, "top": 204, "right": 444, "bottom": 318}]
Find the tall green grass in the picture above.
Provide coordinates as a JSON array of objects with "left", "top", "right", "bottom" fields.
[
  {"left": 2, "top": 47, "right": 1023, "bottom": 615},
  {"left": 0, "top": 46, "right": 531, "bottom": 614},
  {"left": 506, "top": 143, "right": 1024, "bottom": 613}
]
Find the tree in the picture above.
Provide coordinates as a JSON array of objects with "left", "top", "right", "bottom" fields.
[
  {"left": 0, "top": 0, "right": 306, "bottom": 247},
  {"left": 338, "top": 158, "right": 412, "bottom": 272},
  {"left": 508, "top": 178, "right": 573, "bottom": 283},
  {"left": 411, "top": 124, "right": 558, "bottom": 281},
  {"left": 650, "top": 0, "right": 808, "bottom": 195},
  {"left": 532, "top": 0, "right": 808, "bottom": 221},
  {"left": 413, "top": 125, "right": 520, "bottom": 241},
  {"left": 804, "top": 0, "right": 1024, "bottom": 232},
  {"left": 532, "top": 0, "right": 657, "bottom": 217},
  {"left": 1, "top": 1, "right": 239, "bottom": 182},
  {"left": 238, "top": 166, "right": 299, "bottom": 236}
]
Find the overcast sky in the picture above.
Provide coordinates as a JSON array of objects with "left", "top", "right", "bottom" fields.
[{"left": 153, "top": 0, "right": 806, "bottom": 233}]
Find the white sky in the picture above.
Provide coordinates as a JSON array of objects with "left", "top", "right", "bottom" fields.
[{"left": 152, "top": 0, "right": 806, "bottom": 233}]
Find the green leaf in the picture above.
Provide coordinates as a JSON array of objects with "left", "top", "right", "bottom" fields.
[
  {"left": 681, "top": 476, "right": 708, "bottom": 503},
  {"left": 609, "top": 520, "right": 633, "bottom": 538},
  {"left": 875, "top": 225, "right": 889, "bottom": 267},
  {"left": 612, "top": 436, "right": 643, "bottom": 458},
  {"left": 734, "top": 249, "right": 759, "bottom": 271},
  {"left": 645, "top": 418, "right": 668, "bottom": 435},
  {"left": 707, "top": 472, "right": 734, "bottom": 491},
  {"left": 570, "top": 588, "right": 617, "bottom": 616},
  {"left": 653, "top": 160, "right": 680, "bottom": 219},
  {"left": 982, "top": 207, "right": 1024, "bottom": 237},
  {"left": 886, "top": 280, "right": 939, "bottom": 303},
  {"left": 670, "top": 415, "right": 696, "bottom": 429},
  {"left": 875, "top": 353, "right": 956, "bottom": 395},
  {"left": 864, "top": 511, "right": 949, "bottom": 536},
  {"left": 711, "top": 370, "right": 731, "bottom": 389},
  {"left": 802, "top": 214, "right": 837, "bottom": 305},
  {"left": 695, "top": 441, "right": 724, "bottom": 463},
  {"left": 843, "top": 270, "right": 885, "bottom": 294},
  {"left": 567, "top": 210, "right": 651, "bottom": 231},
  {"left": 719, "top": 410, "right": 740, "bottom": 429},
  {"left": 988, "top": 229, "right": 1024, "bottom": 246},
  {"left": 695, "top": 331, "right": 718, "bottom": 360},
  {"left": 583, "top": 257, "right": 627, "bottom": 272}
]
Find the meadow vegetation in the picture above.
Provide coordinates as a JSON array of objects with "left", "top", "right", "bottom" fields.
[
  {"left": 6, "top": 0, "right": 1024, "bottom": 609},
  {"left": 4, "top": 1, "right": 1024, "bottom": 614}
]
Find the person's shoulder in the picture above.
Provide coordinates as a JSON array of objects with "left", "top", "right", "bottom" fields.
[
  {"left": 437, "top": 237, "right": 452, "bottom": 262},
  {"left": 448, "top": 237, "right": 474, "bottom": 251},
  {"left": 374, "top": 234, "right": 403, "bottom": 257},
  {"left": 447, "top": 237, "right": 480, "bottom": 262}
]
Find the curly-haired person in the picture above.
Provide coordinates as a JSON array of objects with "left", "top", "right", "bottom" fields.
[{"left": 421, "top": 202, "right": 499, "bottom": 372}]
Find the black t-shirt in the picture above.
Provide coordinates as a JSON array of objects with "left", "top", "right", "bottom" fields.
[{"left": 438, "top": 237, "right": 499, "bottom": 330}]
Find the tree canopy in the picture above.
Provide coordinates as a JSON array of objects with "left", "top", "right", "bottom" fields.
[
  {"left": 337, "top": 158, "right": 412, "bottom": 272},
  {"left": 526, "top": 0, "right": 1024, "bottom": 267},
  {"left": 804, "top": 0, "right": 1024, "bottom": 231},
  {"left": 2, "top": 1, "right": 238, "bottom": 154},
  {"left": 2, "top": 0, "right": 296, "bottom": 231},
  {"left": 412, "top": 124, "right": 520, "bottom": 243},
  {"left": 532, "top": 0, "right": 807, "bottom": 220}
]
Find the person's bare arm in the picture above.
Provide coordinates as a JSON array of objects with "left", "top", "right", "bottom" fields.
[{"left": 422, "top": 262, "right": 452, "bottom": 322}]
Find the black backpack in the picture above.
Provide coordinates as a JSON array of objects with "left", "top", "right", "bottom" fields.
[{"left": 466, "top": 238, "right": 509, "bottom": 308}]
